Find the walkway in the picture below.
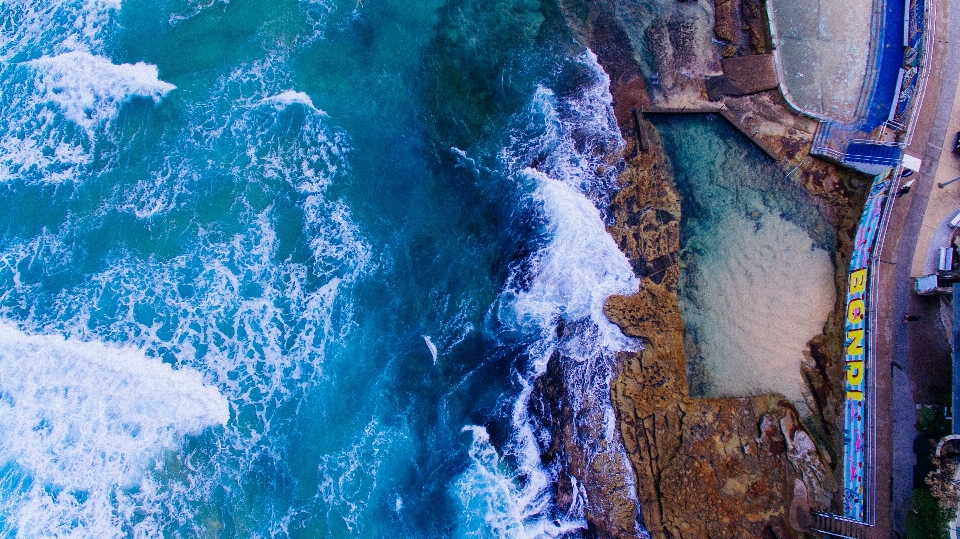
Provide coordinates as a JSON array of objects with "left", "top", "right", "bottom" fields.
[
  {"left": 910, "top": 84, "right": 960, "bottom": 279},
  {"left": 876, "top": 0, "right": 959, "bottom": 533}
]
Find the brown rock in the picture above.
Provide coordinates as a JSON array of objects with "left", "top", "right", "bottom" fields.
[
  {"left": 551, "top": 1, "right": 869, "bottom": 537},
  {"left": 714, "top": 0, "right": 743, "bottom": 43},
  {"left": 602, "top": 118, "right": 847, "bottom": 538},
  {"left": 720, "top": 54, "right": 778, "bottom": 94}
]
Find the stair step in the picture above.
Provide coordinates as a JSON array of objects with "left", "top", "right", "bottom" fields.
[
  {"left": 844, "top": 142, "right": 902, "bottom": 166},
  {"left": 809, "top": 511, "right": 871, "bottom": 539}
]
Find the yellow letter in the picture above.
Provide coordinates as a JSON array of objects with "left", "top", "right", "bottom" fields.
[
  {"left": 847, "top": 299, "right": 866, "bottom": 325},
  {"left": 847, "top": 390, "right": 864, "bottom": 401},
  {"left": 849, "top": 268, "right": 867, "bottom": 294},
  {"left": 846, "top": 361, "right": 865, "bottom": 387},
  {"left": 846, "top": 329, "right": 864, "bottom": 357}
]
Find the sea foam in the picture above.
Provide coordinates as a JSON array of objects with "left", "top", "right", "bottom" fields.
[
  {"left": 0, "top": 0, "right": 121, "bottom": 61},
  {"left": 455, "top": 425, "right": 586, "bottom": 539},
  {"left": 0, "top": 321, "right": 227, "bottom": 537},
  {"left": 516, "top": 171, "right": 639, "bottom": 359},
  {"left": 26, "top": 51, "right": 175, "bottom": 131},
  {"left": 0, "top": 52, "right": 174, "bottom": 183},
  {"left": 459, "top": 50, "right": 645, "bottom": 537},
  {"left": 261, "top": 90, "right": 326, "bottom": 114}
]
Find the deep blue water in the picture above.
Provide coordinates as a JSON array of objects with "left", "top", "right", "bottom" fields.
[{"left": 0, "top": 0, "right": 645, "bottom": 537}]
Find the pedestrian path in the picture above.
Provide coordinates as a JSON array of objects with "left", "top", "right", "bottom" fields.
[{"left": 910, "top": 82, "right": 960, "bottom": 278}]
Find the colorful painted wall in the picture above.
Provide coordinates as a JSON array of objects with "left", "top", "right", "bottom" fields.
[{"left": 843, "top": 177, "right": 891, "bottom": 521}]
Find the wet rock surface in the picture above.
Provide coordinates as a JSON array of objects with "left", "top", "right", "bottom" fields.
[
  {"left": 604, "top": 127, "right": 841, "bottom": 537},
  {"left": 552, "top": 0, "right": 870, "bottom": 536}
]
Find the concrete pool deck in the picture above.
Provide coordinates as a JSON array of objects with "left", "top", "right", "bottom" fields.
[{"left": 769, "top": 0, "right": 875, "bottom": 122}]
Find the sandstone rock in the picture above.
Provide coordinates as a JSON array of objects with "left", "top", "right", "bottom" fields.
[
  {"left": 549, "top": 2, "right": 868, "bottom": 537},
  {"left": 602, "top": 120, "right": 847, "bottom": 538}
]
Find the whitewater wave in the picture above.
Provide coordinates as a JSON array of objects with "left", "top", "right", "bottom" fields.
[
  {"left": 261, "top": 90, "right": 327, "bottom": 114},
  {"left": 499, "top": 49, "right": 624, "bottom": 208},
  {"left": 0, "top": 0, "right": 153, "bottom": 184},
  {"left": 512, "top": 171, "right": 639, "bottom": 360},
  {"left": 26, "top": 52, "right": 175, "bottom": 131},
  {"left": 0, "top": 322, "right": 227, "bottom": 538},
  {"left": 457, "top": 50, "right": 645, "bottom": 537},
  {"left": 0, "top": 47, "right": 370, "bottom": 536},
  {"left": 0, "top": 0, "right": 120, "bottom": 61},
  {"left": 455, "top": 425, "right": 586, "bottom": 539},
  {"left": 0, "top": 52, "right": 174, "bottom": 183}
]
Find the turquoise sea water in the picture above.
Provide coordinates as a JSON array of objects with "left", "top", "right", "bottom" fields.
[{"left": 0, "top": 1, "right": 645, "bottom": 537}]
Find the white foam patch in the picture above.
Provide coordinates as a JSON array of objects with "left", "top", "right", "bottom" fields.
[
  {"left": 261, "top": 90, "right": 326, "bottom": 115},
  {"left": 515, "top": 170, "right": 639, "bottom": 360},
  {"left": 423, "top": 335, "right": 438, "bottom": 364},
  {"left": 0, "top": 0, "right": 121, "bottom": 61},
  {"left": 502, "top": 50, "right": 623, "bottom": 206},
  {"left": 0, "top": 53, "right": 175, "bottom": 183},
  {"left": 0, "top": 208, "right": 369, "bottom": 535},
  {"left": 27, "top": 52, "right": 175, "bottom": 131},
  {"left": 0, "top": 321, "right": 227, "bottom": 537},
  {"left": 454, "top": 426, "right": 586, "bottom": 539},
  {"left": 475, "top": 170, "right": 641, "bottom": 536}
]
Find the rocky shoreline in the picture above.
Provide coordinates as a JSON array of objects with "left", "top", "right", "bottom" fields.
[{"left": 554, "top": 0, "right": 874, "bottom": 536}]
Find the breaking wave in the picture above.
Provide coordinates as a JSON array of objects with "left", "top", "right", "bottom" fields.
[
  {"left": 454, "top": 50, "right": 647, "bottom": 538},
  {"left": 0, "top": 322, "right": 227, "bottom": 538}
]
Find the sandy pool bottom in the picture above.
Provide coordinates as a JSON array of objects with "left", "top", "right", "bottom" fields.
[{"left": 651, "top": 114, "right": 837, "bottom": 412}]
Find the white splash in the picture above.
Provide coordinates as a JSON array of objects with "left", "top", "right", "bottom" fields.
[
  {"left": 27, "top": 51, "right": 175, "bottom": 131},
  {"left": 0, "top": 321, "right": 228, "bottom": 537},
  {"left": 454, "top": 426, "right": 587, "bottom": 539},
  {"left": 516, "top": 170, "right": 639, "bottom": 360},
  {"left": 423, "top": 335, "right": 438, "bottom": 364},
  {"left": 261, "top": 90, "right": 327, "bottom": 115}
]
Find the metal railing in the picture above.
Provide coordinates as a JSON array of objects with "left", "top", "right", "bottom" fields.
[
  {"left": 848, "top": 138, "right": 905, "bottom": 147},
  {"left": 811, "top": 510, "right": 873, "bottom": 538},
  {"left": 885, "top": 119, "right": 907, "bottom": 132},
  {"left": 865, "top": 167, "right": 903, "bottom": 526},
  {"left": 901, "top": 0, "right": 937, "bottom": 148},
  {"left": 814, "top": 146, "right": 845, "bottom": 160}
]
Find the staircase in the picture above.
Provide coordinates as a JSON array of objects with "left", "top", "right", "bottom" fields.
[
  {"left": 843, "top": 142, "right": 902, "bottom": 167},
  {"left": 811, "top": 121, "right": 844, "bottom": 161},
  {"left": 809, "top": 511, "right": 873, "bottom": 538}
]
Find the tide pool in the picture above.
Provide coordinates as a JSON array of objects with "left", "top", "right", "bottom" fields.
[{"left": 651, "top": 114, "right": 837, "bottom": 413}]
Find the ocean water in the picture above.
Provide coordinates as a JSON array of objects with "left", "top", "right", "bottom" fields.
[
  {"left": 0, "top": 0, "right": 646, "bottom": 537},
  {"left": 651, "top": 114, "right": 837, "bottom": 411}
]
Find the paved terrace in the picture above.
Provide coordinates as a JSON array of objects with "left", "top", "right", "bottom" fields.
[{"left": 888, "top": 0, "right": 960, "bottom": 535}]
